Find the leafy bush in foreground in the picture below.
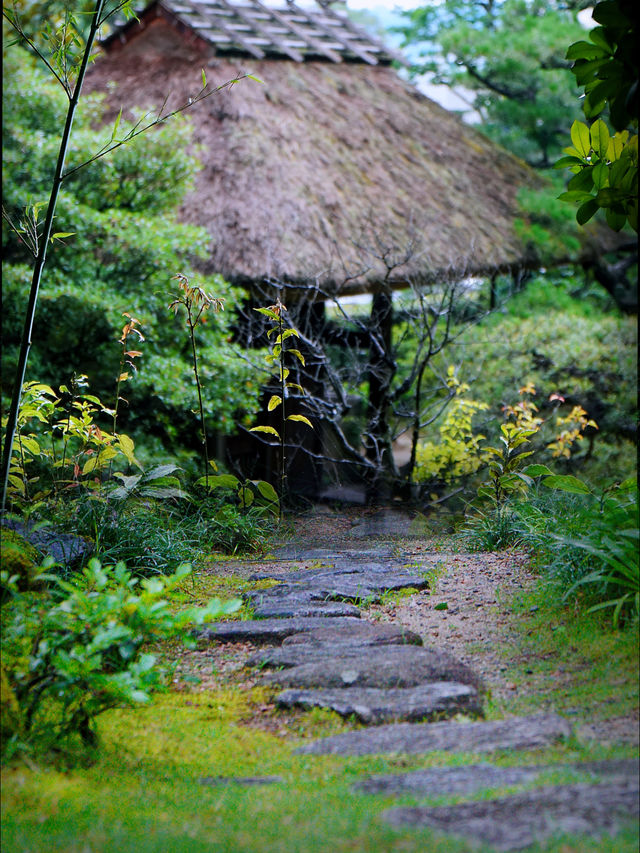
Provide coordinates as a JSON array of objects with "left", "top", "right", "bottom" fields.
[{"left": 1, "top": 560, "right": 240, "bottom": 759}]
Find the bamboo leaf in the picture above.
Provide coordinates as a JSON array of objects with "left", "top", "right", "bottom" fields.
[{"left": 111, "top": 107, "right": 122, "bottom": 141}]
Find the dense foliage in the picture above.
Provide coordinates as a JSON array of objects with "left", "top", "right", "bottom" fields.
[
  {"left": 2, "top": 49, "right": 260, "bottom": 461},
  {"left": 556, "top": 0, "right": 638, "bottom": 232},
  {"left": 396, "top": 0, "right": 586, "bottom": 168},
  {"left": 1, "top": 559, "right": 240, "bottom": 756}
]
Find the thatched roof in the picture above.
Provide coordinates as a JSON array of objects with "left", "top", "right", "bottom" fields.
[{"left": 89, "top": 0, "right": 550, "bottom": 295}]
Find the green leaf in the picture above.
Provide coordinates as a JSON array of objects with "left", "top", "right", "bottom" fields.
[
  {"left": 254, "top": 480, "right": 279, "bottom": 504},
  {"left": 567, "top": 168, "right": 594, "bottom": 192},
  {"left": 576, "top": 198, "right": 600, "bottom": 225},
  {"left": 286, "top": 414, "right": 313, "bottom": 428},
  {"left": 591, "top": 162, "right": 609, "bottom": 190},
  {"left": 558, "top": 190, "right": 593, "bottom": 204},
  {"left": 267, "top": 395, "right": 282, "bottom": 412},
  {"left": 247, "top": 74, "right": 264, "bottom": 83},
  {"left": 250, "top": 425, "right": 280, "bottom": 438},
  {"left": 253, "top": 307, "right": 279, "bottom": 320},
  {"left": 566, "top": 40, "right": 606, "bottom": 61},
  {"left": 605, "top": 206, "right": 628, "bottom": 231},
  {"left": 570, "top": 120, "right": 592, "bottom": 158},
  {"left": 590, "top": 118, "right": 610, "bottom": 158},
  {"left": 288, "top": 349, "right": 305, "bottom": 366},
  {"left": 145, "top": 463, "right": 181, "bottom": 480},
  {"left": 522, "top": 464, "right": 553, "bottom": 477},
  {"left": 588, "top": 26, "right": 614, "bottom": 53},
  {"left": 201, "top": 67, "right": 206, "bottom": 88},
  {"left": 542, "top": 474, "right": 591, "bottom": 495},
  {"left": 554, "top": 155, "right": 585, "bottom": 169},
  {"left": 198, "top": 473, "right": 240, "bottom": 490},
  {"left": 238, "top": 486, "right": 254, "bottom": 508},
  {"left": 111, "top": 107, "right": 122, "bottom": 141}
]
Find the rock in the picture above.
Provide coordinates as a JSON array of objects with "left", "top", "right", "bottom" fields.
[
  {"left": 198, "top": 775, "right": 283, "bottom": 787},
  {"left": 281, "top": 621, "right": 422, "bottom": 647},
  {"left": 296, "top": 713, "right": 572, "bottom": 755},
  {"left": 356, "top": 763, "right": 544, "bottom": 796},
  {"left": 264, "top": 546, "right": 397, "bottom": 561},
  {"left": 252, "top": 601, "right": 362, "bottom": 619},
  {"left": 259, "top": 645, "right": 483, "bottom": 690},
  {"left": 195, "top": 616, "right": 365, "bottom": 645},
  {"left": 382, "top": 780, "right": 640, "bottom": 851},
  {"left": 276, "top": 682, "right": 481, "bottom": 724},
  {"left": 354, "top": 758, "right": 640, "bottom": 796},
  {"left": 247, "top": 567, "right": 429, "bottom": 604},
  {"left": 2, "top": 519, "right": 92, "bottom": 570}
]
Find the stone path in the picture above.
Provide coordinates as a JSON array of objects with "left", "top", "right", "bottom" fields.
[{"left": 196, "top": 512, "right": 638, "bottom": 851}]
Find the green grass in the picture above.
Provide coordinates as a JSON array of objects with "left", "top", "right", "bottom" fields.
[
  {"left": 482, "top": 583, "right": 639, "bottom": 724},
  {"left": 2, "top": 688, "right": 638, "bottom": 853}
]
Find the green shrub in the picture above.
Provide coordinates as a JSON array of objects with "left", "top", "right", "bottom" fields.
[{"left": 0, "top": 559, "right": 240, "bottom": 758}]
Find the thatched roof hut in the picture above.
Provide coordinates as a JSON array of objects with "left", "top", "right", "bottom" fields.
[{"left": 88, "top": 0, "right": 549, "bottom": 296}]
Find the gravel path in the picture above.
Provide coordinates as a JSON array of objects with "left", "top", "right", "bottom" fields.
[{"left": 176, "top": 505, "right": 638, "bottom": 745}]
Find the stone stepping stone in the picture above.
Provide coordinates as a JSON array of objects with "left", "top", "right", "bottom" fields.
[
  {"left": 196, "top": 617, "right": 422, "bottom": 646},
  {"left": 258, "top": 645, "right": 483, "bottom": 690},
  {"left": 281, "top": 622, "right": 422, "bottom": 647},
  {"left": 354, "top": 757, "right": 639, "bottom": 796},
  {"left": 276, "top": 682, "right": 481, "bottom": 724},
  {"left": 252, "top": 600, "right": 362, "bottom": 619},
  {"left": 250, "top": 560, "right": 424, "bottom": 582},
  {"left": 382, "top": 779, "right": 640, "bottom": 851},
  {"left": 198, "top": 775, "right": 283, "bottom": 787},
  {"left": 266, "top": 546, "right": 397, "bottom": 561},
  {"left": 196, "top": 616, "right": 364, "bottom": 645},
  {"left": 247, "top": 569, "right": 429, "bottom": 605},
  {"left": 296, "top": 713, "right": 572, "bottom": 755}
]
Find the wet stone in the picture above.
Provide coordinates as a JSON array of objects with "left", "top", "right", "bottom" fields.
[
  {"left": 259, "top": 645, "right": 483, "bottom": 691},
  {"left": 249, "top": 578, "right": 426, "bottom": 607},
  {"left": 382, "top": 780, "right": 640, "bottom": 851},
  {"left": 296, "top": 714, "right": 572, "bottom": 756},
  {"left": 252, "top": 600, "right": 362, "bottom": 619},
  {"left": 276, "top": 682, "right": 481, "bottom": 724},
  {"left": 280, "top": 621, "right": 423, "bottom": 647},
  {"left": 198, "top": 775, "right": 283, "bottom": 787},
  {"left": 3, "top": 518, "right": 92, "bottom": 569},
  {"left": 195, "top": 616, "right": 364, "bottom": 645},
  {"left": 354, "top": 758, "right": 639, "bottom": 797}
]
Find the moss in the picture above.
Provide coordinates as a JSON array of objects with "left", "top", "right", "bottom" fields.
[{"left": 0, "top": 527, "right": 44, "bottom": 600}]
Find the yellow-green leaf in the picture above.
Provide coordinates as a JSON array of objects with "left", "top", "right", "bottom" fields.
[
  {"left": 590, "top": 118, "right": 610, "bottom": 158},
  {"left": 570, "top": 120, "right": 591, "bottom": 158},
  {"left": 267, "top": 395, "right": 282, "bottom": 411},
  {"left": 250, "top": 425, "right": 280, "bottom": 438},
  {"left": 286, "top": 414, "right": 313, "bottom": 428},
  {"left": 288, "top": 349, "right": 305, "bottom": 366},
  {"left": 82, "top": 457, "right": 98, "bottom": 475}
]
